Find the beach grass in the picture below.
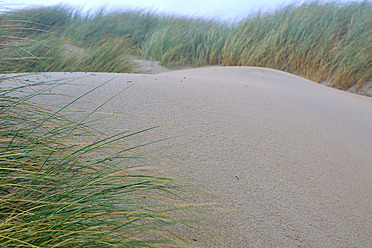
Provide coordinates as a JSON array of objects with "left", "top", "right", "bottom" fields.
[
  {"left": 1, "top": 1, "right": 371, "bottom": 91},
  {"left": 0, "top": 77, "right": 218, "bottom": 247}
]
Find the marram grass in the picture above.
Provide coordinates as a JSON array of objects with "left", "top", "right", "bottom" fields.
[
  {"left": 0, "top": 78, "right": 218, "bottom": 247},
  {"left": 1, "top": 1, "right": 371, "bottom": 91}
]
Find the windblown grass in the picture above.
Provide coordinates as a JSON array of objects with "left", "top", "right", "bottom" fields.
[
  {"left": 141, "top": 17, "right": 229, "bottom": 67},
  {"left": 221, "top": 1, "right": 372, "bottom": 91},
  {"left": 0, "top": 7, "right": 137, "bottom": 73},
  {"left": 0, "top": 77, "right": 216, "bottom": 247},
  {"left": 0, "top": 31, "right": 136, "bottom": 73},
  {"left": 1, "top": 1, "right": 371, "bottom": 91}
]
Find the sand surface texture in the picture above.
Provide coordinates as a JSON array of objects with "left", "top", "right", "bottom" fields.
[{"left": 7, "top": 67, "right": 372, "bottom": 247}]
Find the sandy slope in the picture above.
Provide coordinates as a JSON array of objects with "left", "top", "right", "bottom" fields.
[{"left": 5, "top": 67, "right": 372, "bottom": 247}]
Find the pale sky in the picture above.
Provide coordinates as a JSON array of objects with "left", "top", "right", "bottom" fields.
[{"left": 0, "top": 0, "right": 362, "bottom": 21}]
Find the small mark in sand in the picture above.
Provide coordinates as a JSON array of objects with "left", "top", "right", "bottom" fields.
[{"left": 235, "top": 176, "right": 239, "bottom": 180}]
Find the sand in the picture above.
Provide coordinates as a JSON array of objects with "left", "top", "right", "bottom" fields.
[{"left": 4, "top": 67, "right": 372, "bottom": 247}]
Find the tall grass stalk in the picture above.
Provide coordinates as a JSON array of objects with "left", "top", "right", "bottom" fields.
[{"left": 0, "top": 78, "right": 215, "bottom": 247}]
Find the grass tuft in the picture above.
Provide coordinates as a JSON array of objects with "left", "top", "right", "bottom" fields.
[{"left": 0, "top": 78, "right": 216, "bottom": 247}]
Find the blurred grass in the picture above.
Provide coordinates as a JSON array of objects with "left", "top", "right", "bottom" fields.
[
  {"left": 1, "top": 1, "right": 371, "bottom": 91},
  {"left": 140, "top": 17, "right": 229, "bottom": 67}
]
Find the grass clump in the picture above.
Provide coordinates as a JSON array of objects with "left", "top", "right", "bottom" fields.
[
  {"left": 222, "top": 1, "right": 372, "bottom": 91},
  {"left": 0, "top": 6, "right": 138, "bottom": 73},
  {"left": 0, "top": 78, "right": 212, "bottom": 247},
  {"left": 141, "top": 17, "right": 229, "bottom": 67}
]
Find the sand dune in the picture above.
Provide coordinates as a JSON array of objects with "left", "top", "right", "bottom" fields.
[{"left": 7, "top": 67, "right": 372, "bottom": 247}]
